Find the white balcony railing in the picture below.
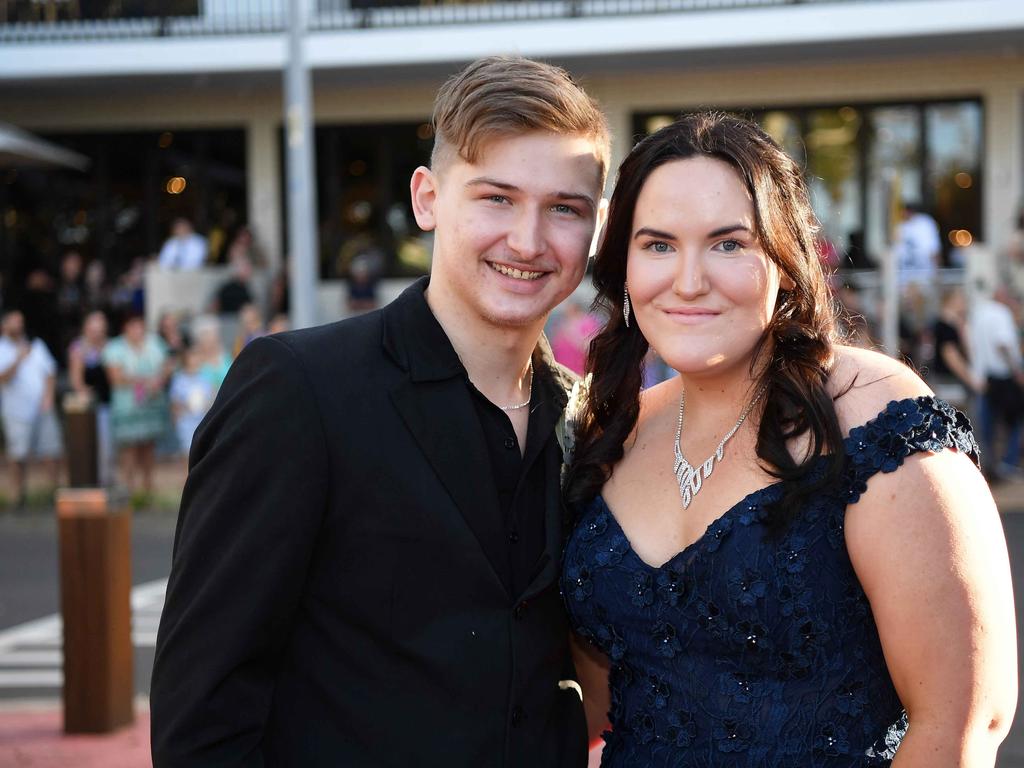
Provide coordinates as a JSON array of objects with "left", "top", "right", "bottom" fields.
[{"left": 0, "top": 0, "right": 904, "bottom": 43}]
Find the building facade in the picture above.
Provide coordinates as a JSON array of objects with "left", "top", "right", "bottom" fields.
[{"left": 1, "top": 0, "right": 1022, "bottom": 322}]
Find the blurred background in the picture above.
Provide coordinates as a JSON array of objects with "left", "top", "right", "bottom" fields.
[{"left": 0, "top": 0, "right": 1023, "bottom": 765}]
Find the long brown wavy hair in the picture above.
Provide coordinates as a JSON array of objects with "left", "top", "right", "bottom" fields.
[{"left": 564, "top": 112, "right": 844, "bottom": 525}]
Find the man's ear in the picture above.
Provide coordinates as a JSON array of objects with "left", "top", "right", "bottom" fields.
[{"left": 410, "top": 166, "right": 438, "bottom": 232}]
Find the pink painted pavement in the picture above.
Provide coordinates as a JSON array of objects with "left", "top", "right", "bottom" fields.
[{"left": 0, "top": 706, "right": 151, "bottom": 768}]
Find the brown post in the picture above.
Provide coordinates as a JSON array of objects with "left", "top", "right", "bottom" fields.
[
  {"left": 56, "top": 488, "right": 134, "bottom": 733},
  {"left": 63, "top": 394, "right": 99, "bottom": 488}
]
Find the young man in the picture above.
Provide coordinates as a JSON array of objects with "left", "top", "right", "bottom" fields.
[{"left": 151, "top": 56, "right": 609, "bottom": 767}]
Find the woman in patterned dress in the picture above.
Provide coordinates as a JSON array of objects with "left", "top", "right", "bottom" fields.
[{"left": 103, "top": 311, "right": 170, "bottom": 497}]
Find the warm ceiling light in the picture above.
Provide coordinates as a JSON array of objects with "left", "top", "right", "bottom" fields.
[
  {"left": 166, "top": 176, "right": 187, "bottom": 194},
  {"left": 948, "top": 229, "right": 973, "bottom": 247}
]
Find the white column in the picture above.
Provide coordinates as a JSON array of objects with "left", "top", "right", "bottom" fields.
[{"left": 246, "top": 117, "right": 283, "bottom": 271}]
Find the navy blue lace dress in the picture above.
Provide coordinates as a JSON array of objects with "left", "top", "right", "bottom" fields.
[{"left": 561, "top": 396, "right": 979, "bottom": 767}]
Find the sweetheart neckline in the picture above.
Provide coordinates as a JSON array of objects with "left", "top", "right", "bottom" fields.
[{"left": 591, "top": 481, "right": 785, "bottom": 571}]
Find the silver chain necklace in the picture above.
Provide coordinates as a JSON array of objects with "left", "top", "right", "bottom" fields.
[
  {"left": 672, "top": 383, "right": 767, "bottom": 509},
  {"left": 498, "top": 359, "right": 534, "bottom": 411}
]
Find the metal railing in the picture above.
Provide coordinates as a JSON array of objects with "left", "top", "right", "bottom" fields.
[{"left": 0, "top": 0, "right": 900, "bottom": 43}]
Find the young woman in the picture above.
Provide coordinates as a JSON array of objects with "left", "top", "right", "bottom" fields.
[{"left": 561, "top": 113, "right": 1016, "bottom": 766}]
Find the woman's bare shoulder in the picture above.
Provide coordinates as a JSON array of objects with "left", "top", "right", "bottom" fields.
[{"left": 828, "top": 345, "right": 934, "bottom": 433}]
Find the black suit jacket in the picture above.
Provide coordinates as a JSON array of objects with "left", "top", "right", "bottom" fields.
[{"left": 151, "top": 279, "right": 588, "bottom": 767}]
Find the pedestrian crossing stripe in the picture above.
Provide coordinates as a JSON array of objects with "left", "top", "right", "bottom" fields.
[{"left": 0, "top": 577, "right": 167, "bottom": 691}]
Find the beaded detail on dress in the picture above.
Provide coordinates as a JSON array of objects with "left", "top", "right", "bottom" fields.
[{"left": 561, "top": 396, "right": 979, "bottom": 767}]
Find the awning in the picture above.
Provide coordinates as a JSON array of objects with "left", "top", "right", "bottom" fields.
[{"left": 0, "top": 122, "right": 90, "bottom": 171}]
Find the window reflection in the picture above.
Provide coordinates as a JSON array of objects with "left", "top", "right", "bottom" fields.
[
  {"left": 926, "top": 102, "right": 982, "bottom": 266},
  {"left": 866, "top": 106, "right": 920, "bottom": 268},
  {"left": 308, "top": 122, "right": 433, "bottom": 280},
  {"left": 806, "top": 107, "right": 862, "bottom": 272}
]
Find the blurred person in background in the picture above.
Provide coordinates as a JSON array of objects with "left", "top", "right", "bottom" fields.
[
  {"left": 0, "top": 309, "right": 63, "bottom": 509},
  {"left": 157, "top": 310, "right": 189, "bottom": 372},
  {"left": 68, "top": 310, "right": 113, "bottom": 486},
  {"left": 833, "top": 282, "right": 874, "bottom": 348},
  {"left": 345, "top": 251, "right": 380, "bottom": 314},
  {"left": 158, "top": 217, "right": 208, "bottom": 271},
  {"left": 225, "top": 225, "right": 264, "bottom": 268},
  {"left": 56, "top": 250, "right": 86, "bottom": 369},
  {"left": 110, "top": 257, "right": 146, "bottom": 317},
  {"left": 83, "top": 258, "right": 110, "bottom": 313},
  {"left": 895, "top": 201, "right": 941, "bottom": 287},
  {"left": 21, "top": 267, "right": 59, "bottom": 364},
  {"left": 969, "top": 283, "right": 1024, "bottom": 482},
  {"left": 930, "top": 287, "right": 983, "bottom": 410},
  {"left": 232, "top": 303, "right": 265, "bottom": 357},
  {"left": 210, "top": 254, "right": 255, "bottom": 315},
  {"left": 270, "top": 255, "right": 290, "bottom": 318},
  {"left": 168, "top": 344, "right": 215, "bottom": 464},
  {"left": 550, "top": 298, "right": 602, "bottom": 376},
  {"left": 267, "top": 313, "right": 289, "bottom": 335},
  {"left": 1010, "top": 206, "right": 1024, "bottom": 265},
  {"left": 103, "top": 311, "right": 169, "bottom": 498},
  {"left": 191, "top": 314, "right": 231, "bottom": 391}
]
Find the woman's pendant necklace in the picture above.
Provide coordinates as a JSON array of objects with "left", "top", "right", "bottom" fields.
[{"left": 672, "top": 383, "right": 767, "bottom": 510}]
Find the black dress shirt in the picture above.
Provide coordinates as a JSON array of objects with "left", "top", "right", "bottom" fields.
[{"left": 469, "top": 369, "right": 559, "bottom": 597}]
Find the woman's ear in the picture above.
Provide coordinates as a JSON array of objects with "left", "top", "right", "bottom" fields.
[{"left": 410, "top": 166, "right": 438, "bottom": 232}]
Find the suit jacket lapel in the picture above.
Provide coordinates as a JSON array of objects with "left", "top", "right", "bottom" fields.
[
  {"left": 382, "top": 279, "right": 510, "bottom": 595},
  {"left": 389, "top": 379, "right": 510, "bottom": 593}
]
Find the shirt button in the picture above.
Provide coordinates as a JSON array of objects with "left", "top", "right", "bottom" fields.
[
  {"left": 511, "top": 706, "right": 525, "bottom": 727},
  {"left": 504, "top": 437, "right": 516, "bottom": 450},
  {"left": 513, "top": 601, "right": 528, "bottom": 620},
  {"left": 508, "top": 530, "right": 519, "bottom": 544}
]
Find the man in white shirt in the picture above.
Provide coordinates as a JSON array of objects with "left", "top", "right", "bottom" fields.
[
  {"left": 895, "top": 202, "right": 941, "bottom": 289},
  {"left": 158, "top": 217, "right": 208, "bottom": 271},
  {"left": 969, "top": 285, "right": 1024, "bottom": 480},
  {"left": 0, "top": 310, "right": 63, "bottom": 509}
]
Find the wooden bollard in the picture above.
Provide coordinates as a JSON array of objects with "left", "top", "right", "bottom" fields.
[
  {"left": 56, "top": 488, "right": 134, "bottom": 733},
  {"left": 62, "top": 393, "right": 99, "bottom": 488}
]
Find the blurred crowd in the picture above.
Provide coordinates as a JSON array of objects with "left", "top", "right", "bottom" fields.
[
  {"left": 0, "top": 217, "right": 290, "bottom": 510},
  {"left": 4, "top": 204, "right": 1024, "bottom": 508}
]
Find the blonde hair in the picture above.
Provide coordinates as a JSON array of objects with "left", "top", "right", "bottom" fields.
[{"left": 430, "top": 56, "right": 610, "bottom": 184}]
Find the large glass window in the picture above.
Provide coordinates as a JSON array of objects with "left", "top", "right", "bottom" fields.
[
  {"left": 925, "top": 102, "right": 982, "bottom": 263},
  {"left": 301, "top": 121, "right": 433, "bottom": 279},
  {"left": 806, "top": 106, "right": 863, "bottom": 268},
  {"left": 865, "top": 106, "right": 921, "bottom": 266}
]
